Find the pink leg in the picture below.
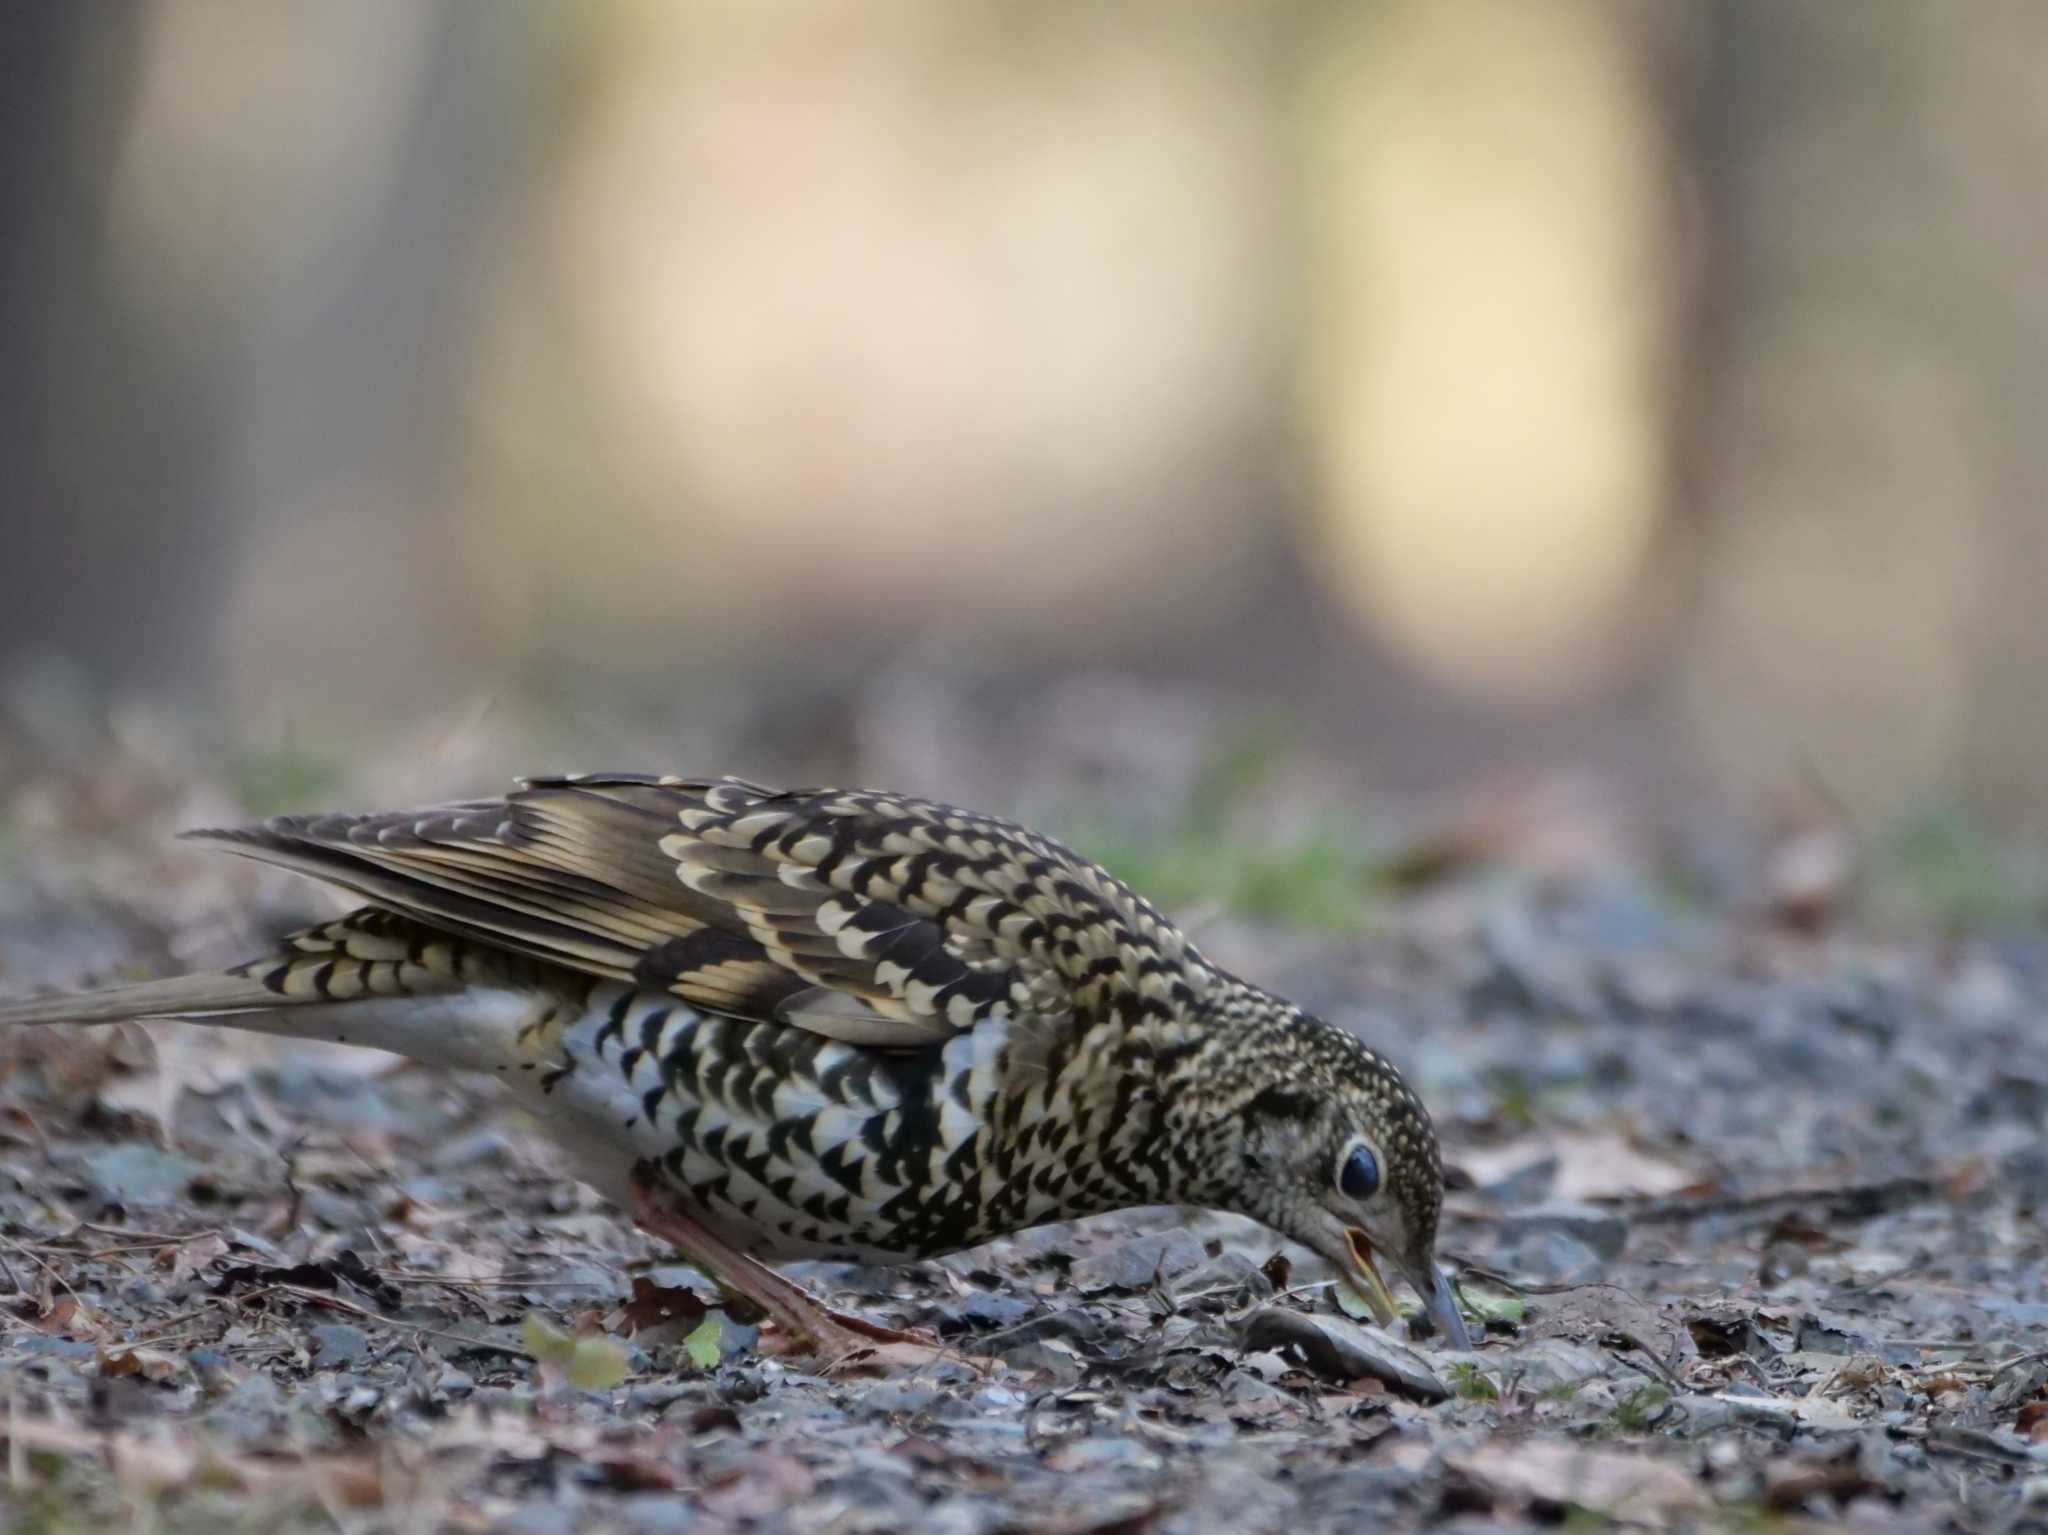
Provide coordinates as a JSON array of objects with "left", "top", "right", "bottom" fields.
[{"left": 627, "top": 1175, "right": 962, "bottom": 1368}]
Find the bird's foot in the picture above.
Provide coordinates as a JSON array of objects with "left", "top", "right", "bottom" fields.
[{"left": 627, "top": 1173, "right": 992, "bottom": 1375}]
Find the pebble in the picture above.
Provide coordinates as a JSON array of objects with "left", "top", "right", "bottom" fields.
[
  {"left": 494, "top": 1504, "right": 580, "bottom": 1535},
  {"left": 427, "top": 1126, "right": 514, "bottom": 1171},
  {"left": 998, "top": 1339, "right": 1085, "bottom": 1384},
  {"left": 854, "top": 1381, "right": 942, "bottom": 1418},
  {"left": 1504, "top": 1230, "right": 1605, "bottom": 1283},
  {"left": 309, "top": 1323, "right": 370, "bottom": 1368},
  {"left": 1490, "top": 1338, "right": 1610, "bottom": 1392},
  {"left": 82, "top": 1143, "right": 197, "bottom": 1207},
  {"left": 1498, "top": 1201, "right": 1628, "bottom": 1260},
  {"left": 614, "top": 1493, "right": 701, "bottom": 1535},
  {"left": 1172, "top": 1249, "right": 1273, "bottom": 1307},
  {"left": 1069, "top": 1230, "right": 1207, "bottom": 1293}
]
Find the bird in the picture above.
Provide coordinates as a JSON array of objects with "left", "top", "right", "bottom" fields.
[{"left": 0, "top": 773, "right": 1472, "bottom": 1361}]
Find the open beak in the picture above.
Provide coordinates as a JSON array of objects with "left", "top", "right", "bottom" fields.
[
  {"left": 1339, "top": 1227, "right": 1401, "bottom": 1328},
  {"left": 1341, "top": 1227, "right": 1475, "bottom": 1350}
]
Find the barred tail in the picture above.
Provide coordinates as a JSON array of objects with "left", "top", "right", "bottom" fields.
[
  {"left": 0, "top": 908, "right": 544, "bottom": 1070},
  {"left": 0, "top": 971, "right": 293, "bottom": 1029}
]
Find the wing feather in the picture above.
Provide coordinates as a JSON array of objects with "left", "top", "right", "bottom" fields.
[{"left": 186, "top": 772, "right": 1213, "bottom": 1050}]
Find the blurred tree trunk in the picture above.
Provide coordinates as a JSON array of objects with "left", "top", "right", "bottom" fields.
[
  {"left": 1679, "top": 0, "right": 2048, "bottom": 824},
  {"left": 0, "top": 2, "right": 524, "bottom": 745},
  {"left": 0, "top": 7, "right": 221, "bottom": 698}
]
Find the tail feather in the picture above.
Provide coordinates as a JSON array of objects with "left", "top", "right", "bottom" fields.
[
  {"left": 0, "top": 972, "right": 286, "bottom": 1029},
  {"left": 0, "top": 907, "right": 550, "bottom": 1071},
  {"left": 0, "top": 907, "right": 478, "bottom": 1033}
]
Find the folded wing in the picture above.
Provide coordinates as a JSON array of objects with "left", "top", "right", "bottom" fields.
[{"left": 188, "top": 773, "right": 1212, "bottom": 1050}]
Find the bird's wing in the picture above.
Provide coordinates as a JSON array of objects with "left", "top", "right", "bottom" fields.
[{"left": 187, "top": 773, "right": 1213, "bottom": 1048}]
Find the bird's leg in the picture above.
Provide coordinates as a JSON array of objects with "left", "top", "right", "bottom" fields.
[{"left": 625, "top": 1173, "right": 941, "bottom": 1362}]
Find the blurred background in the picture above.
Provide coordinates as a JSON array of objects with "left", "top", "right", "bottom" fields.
[{"left": 4, "top": 0, "right": 2048, "bottom": 922}]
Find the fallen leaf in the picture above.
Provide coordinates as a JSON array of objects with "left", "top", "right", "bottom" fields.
[
  {"left": 1762, "top": 1212, "right": 1846, "bottom": 1253},
  {"left": 39, "top": 1296, "right": 106, "bottom": 1338},
  {"left": 1762, "top": 1452, "right": 1878, "bottom": 1510},
  {"left": 613, "top": 1276, "right": 708, "bottom": 1338},
  {"left": 161, "top": 1231, "right": 230, "bottom": 1286},
  {"left": 591, "top": 1453, "right": 686, "bottom": 1492},
  {"left": 1527, "top": 1284, "right": 1696, "bottom": 1373},
  {"left": 685, "top": 1315, "right": 725, "bottom": 1370},
  {"left": 213, "top": 1249, "right": 401, "bottom": 1309},
  {"left": 522, "top": 1311, "right": 631, "bottom": 1391},
  {"left": 99, "top": 1345, "right": 183, "bottom": 1381},
  {"left": 566, "top": 1334, "right": 631, "bottom": 1391},
  {"left": 1687, "top": 1309, "right": 1776, "bottom": 1360},
  {"left": 1457, "top": 1128, "right": 1695, "bottom": 1201},
  {"left": 1239, "top": 1308, "right": 1448, "bottom": 1402},
  {"left": 1463, "top": 1285, "right": 1527, "bottom": 1326}
]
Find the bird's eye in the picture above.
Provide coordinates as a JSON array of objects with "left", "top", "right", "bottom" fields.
[{"left": 1339, "top": 1143, "right": 1380, "bottom": 1201}]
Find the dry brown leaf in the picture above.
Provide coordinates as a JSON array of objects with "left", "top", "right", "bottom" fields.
[
  {"left": 1762, "top": 1452, "right": 1878, "bottom": 1510},
  {"left": 162, "top": 1231, "right": 230, "bottom": 1286},
  {"left": 39, "top": 1296, "right": 107, "bottom": 1339},
  {"left": 1526, "top": 1284, "right": 1695, "bottom": 1372},
  {"left": 611, "top": 1276, "right": 709, "bottom": 1340},
  {"left": 99, "top": 1345, "right": 184, "bottom": 1381},
  {"left": 1457, "top": 1127, "right": 1696, "bottom": 1201}
]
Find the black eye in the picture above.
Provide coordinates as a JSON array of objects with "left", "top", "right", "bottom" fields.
[{"left": 1340, "top": 1144, "right": 1380, "bottom": 1201}]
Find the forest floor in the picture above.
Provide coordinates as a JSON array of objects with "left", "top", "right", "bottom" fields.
[{"left": 0, "top": 700, "right": 2043, "bottom": 1534}]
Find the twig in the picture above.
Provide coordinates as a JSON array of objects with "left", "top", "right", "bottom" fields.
[
  {"left": 373, "top": 1271, "right": 617, "bottom": 1289},
  {"left": 1614, "top": 1331, "right": 1687, "bottom": 1393},
  {"left": 0, "top": 1232, "right": 82, "bottom": 1310},
  {"left": 1894, "top": 1424, "right": 2040, "bottom": 1470},
  {"left": 64, "top": 1222, "right": 217, "bottom": 1245},
  {"left": 1620, "top": 1175, "right": 1937, "bottom": 1226},
  {"left": 270, "top": 1284, "right": 515, "bottom": 1355}
]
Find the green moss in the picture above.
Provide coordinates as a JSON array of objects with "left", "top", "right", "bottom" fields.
[
  {"left": 1445, "top": 1361, "right": 1500, "bottom": 1401},
  {"left": 1609, "top": 1382, "right": 1671, "bottom": 1432}
]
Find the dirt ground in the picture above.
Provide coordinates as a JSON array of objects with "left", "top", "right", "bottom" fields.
[{"left": 0, "top": 719, "right": 2043, "bottom": 1534}]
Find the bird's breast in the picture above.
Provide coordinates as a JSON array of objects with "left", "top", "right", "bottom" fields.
[
  {"left": 504, "top": 981, "right": 1173, "bottom": 1264},
  {"left": 507, "top": 983, "right": 1001, "bottom": 1261}
]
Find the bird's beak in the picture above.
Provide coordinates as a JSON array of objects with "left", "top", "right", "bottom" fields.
[
  {"left": 1339, "top": 1227, "right": 1401, "bottom": 1328},
  {"left": 1340, "top": 1227, "right": 1475, "bottom": 1350},
  {"left": 1415, "top": 1261, "right": 1475, "bottom": 1350}
]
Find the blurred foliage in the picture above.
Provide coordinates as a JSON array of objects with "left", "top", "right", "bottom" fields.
[
  {"left": 231, "top": 744, "right": 342, "bottom": 818},
  {"left": 1868, "top": 802, "right": 2048, "bottom": 932},
  {"left": 1076, "top": 818, "right": 1378, "bottom": 933},
  {"left": 1445, "top": 1361, "right": 1501, "bottom": 1402},
  {"left": 1608, "top": 1383, "right": 1672, "bottom": 1434},
  {"left": 1068, "top": 727, "right": 1385, "bottom": 931}
]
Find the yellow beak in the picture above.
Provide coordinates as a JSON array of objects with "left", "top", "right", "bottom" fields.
[
  {"left": 1340, "top": 1227, "right": 1401, "bottom": 1328},
  {"left": 1341, "top": 1226, "right": 1477, "bottom": 1349}
]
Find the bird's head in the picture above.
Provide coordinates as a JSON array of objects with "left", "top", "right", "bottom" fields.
[{"left": 1205, "top": 1019, "right": 1471, "bottom": 1349}]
